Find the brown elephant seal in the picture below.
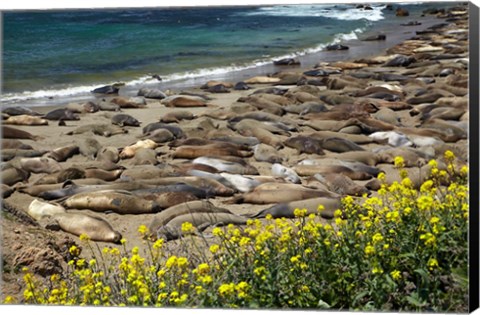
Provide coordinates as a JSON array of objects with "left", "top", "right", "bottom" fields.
[
  {"left": 201, "top": 80, "right": 234, "bottom": 89},
  {"left": 120, "top": 164, "right": 179, "bottom": 181},
  {"left": 78, "top": 138, "right": 102, "bottom": 159},
  {"left": 66, "top": 123, "right": 128, "bottom": 137},
  {"left": 1, "top": 149, "right": 49, "bottom": 162},
  {"left": 111, "top": 114, "right": 141, "bottom": 127},
  {"left": 2, "top": 106, "right": 42, "bottom": 117},
  {"left": 243, "top": 76, "right": 281, "bottom": 84},
  {"left": 62, "top": 190, "right": 160, "bottom": 214},
  {"left": 226, "top": 184, "right": 336, "bottom": 204},
  {"left": 161, "top": 95, "right": 208, "bottom": 107},
  {"left": 312, "top": 173, "right": 370, "bottom": 197},
  {"left": 308, "top": 131, "right": 375, "bottom": 145},
  {"left": 65, "top": 101, "right": 100, "bottom": 113},
  {"left": 27, "top": 199, "right": 66, "bottom": 221},
  {"left": 3, "top": 115, "right": 49, "bottom": 126},
  {"left": 142, "top": 122, "right": 185, "bottom": 139},
  {"left": 283, "top": 136, "right": 325, "bottom": 155},
  {"left": 140, "top": 128, "right": 176, "bottom": 144},
  {"left": 96, "top": 146, "right": 120, "bottom": 164},
  {"left": 173, "top": 143, "right": 253, "bottom": 159},
  {"left": 1, "top": 139, "right": 33, "bottom": 150},
  {"left": 2, "top": 126, "right": 44, "bottom": 141},
  {"left": 84, "top": 168, "right": 124, "bottom": 181},
  {"left": 119, "top": 139, "right": 158, "bottom": 159},
  {"left": 148, "top": 200, "right": 234, "bottom": 237},
  {"left": 319, "top": 137, "right": 366, "bottom": 153},
  {"left": 47, "top": 145, "right": 80, "bottom": 162},
  {"left": 44, "top": 108, "right": 80, "bottom": 121},
  {"left": 140, "top": 191, "right": 199, "bottom": 209},
  {"left": 160, "top": 110, "right": 196, "bottom": 123},
  {"left": 136, "top": 176, "right": 235, "bottom": 197},
  {"left": 1, "top": 166, "right": 30, "bottom": 186},
  {"left": 293, "top": 164, "right": 372, "bottom": 180},
  {"left": 130, "top": 147, "right": 158, "bottom": 165},
  {"left": 43, "top": 212, "right": 122, "bottom": 244},
  {"left": 253, "top": 143, "right": 284, "bottom": 163},
  {"left": 232, "top": 120, "right": 285, "bottom": 149},
  {"left": 34, "top": 167, "right": 86, "bottom": 185},
  {"left": 156, "top": 212, "right": 248, "bottom": 241},
  {"left": 20, "top": 157, "right": 62, "bottom": 174},
  {"left": 249, "top": 197, "right": 342, "bottom": 219},
  {"left": 110, "top": 96, "right": 147, "bottom": 108}
]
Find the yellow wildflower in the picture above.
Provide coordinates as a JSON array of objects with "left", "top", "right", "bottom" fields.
[
  {"left": 390, "top": 270, "right": 401, "bottom": 281},
  {"left": 138, "top": 225, "right": 148, "bottom": 235},
  {"left": 181, "top": 222, "right": 195, "bottom": 233},
  {"left": 394, "top": 156, "right": 405, "bottom": 168},
  {"left": 427, "top": 258, "right": 439, "bottom": 270}
]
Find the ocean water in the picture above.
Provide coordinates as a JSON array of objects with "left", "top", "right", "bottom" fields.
[{"left": 1, "top": 2, "right": 456, "bottom": 105}]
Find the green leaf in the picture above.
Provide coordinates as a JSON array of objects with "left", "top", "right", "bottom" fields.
[
  {"left": 406, "top": 293, "right": 427, "bottom": 308},
  {"left": 352, "top": 291, "right": 369, "bottom": 305},
  {"left": 317, "top": 299, "right": 331, "bottom": 309},
  {"left": 452, "top": 267, "right": 469, "bottom": 287},
  {"left": 414, "top": 268, "right": 430, "bottom": 281}
]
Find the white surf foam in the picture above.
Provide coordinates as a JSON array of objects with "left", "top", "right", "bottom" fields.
[{"left": 241, "top": 4, "right": 386, "bottom": 22}]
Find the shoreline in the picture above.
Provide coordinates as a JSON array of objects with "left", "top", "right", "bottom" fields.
[{"left": 1, "top": 7, "right": 449, "bottom": 110}]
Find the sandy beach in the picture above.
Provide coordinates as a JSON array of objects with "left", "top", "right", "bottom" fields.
[{"left": 1, "top": 3, "right": 470, "bottom": 303}]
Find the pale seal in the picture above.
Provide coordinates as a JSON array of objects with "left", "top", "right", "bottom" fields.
[{"left": 44, "top": 212, "right": 122, "bottom": 243}]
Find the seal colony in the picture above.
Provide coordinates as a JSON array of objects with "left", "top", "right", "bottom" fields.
[{"left": 1, "top": 3, "right": 470, "bottom": 250}]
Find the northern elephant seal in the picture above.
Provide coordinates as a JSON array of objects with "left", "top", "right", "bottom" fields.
[
  {"left": 2, "top": 126, "right": 44, "bottom": 141},
  {"left": 44, "top": 212, "right": 122, "bottom": 243},
  {"left": 173, "top": 144, "right": 253, "bottom": 159},
  {"left": 253, "top": 143, "right": 284, "bottom": 163},
  {"left": 313, "top": 173, "right": 370, "bottom": 196},
  {"left": 3, "top": 115, "right": 49, "bottom": 126},
  {"left": 156, "top": 212, "right": 248, "bottom": 241},
  {"left": 20, "top": 157, "right": 62, "bottom": 174},
  {"left": 44, "top": 109, "right": 79, "bottom": 121},
  {"left": 65, "top": 123, "right": 127, "bottom": 137},
  {"left": 249, "top": 197, "right": 342, "bottom": 219},
  {"left": 1, "top": 139, "right": 33, "bottom": 150},
  {"left": 271, "top": 163, "right": 301, "bottom": 184},
  {"left": 47, "top": 145, "right": 80, "bottom": 162},
  {"left": 111, "top": 114, "right": 141, "bottom": 127},
  {"left": 119, "top": 139, "right": 158, "bottom": 159},
  {"left": 62, "top": 190, "right": 160, "bottom": 214},
  {"left": 226, "top": 184, "right": 336, "bottom": 204},
  {"left": 27, "top": 199, "right": 66, "bottom": 221},
  {"left": 148, "top": 200, "right": 234, "bottom": 237}
]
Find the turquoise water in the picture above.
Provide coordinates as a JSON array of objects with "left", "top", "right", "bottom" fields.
[{"left": 1, "top": 2, "right": 456, "bottom": 104}]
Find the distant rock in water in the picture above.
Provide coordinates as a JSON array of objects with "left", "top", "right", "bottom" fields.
[
  {"left": 273, "top": 58, "right": 300, "bottom": 66},
  {"left": 91, "top": 83, "right": 124, "bottom": 95},
  {"left": 396, "top": 8, "right": 410, "bottom": 16},
  {"left": 326, "top": 44, "right": 349, "bottom": 51}
]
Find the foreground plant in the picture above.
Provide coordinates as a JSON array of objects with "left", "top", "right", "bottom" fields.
[{"left": 5, "top": 152, "right": 469, "bottom": 312}]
